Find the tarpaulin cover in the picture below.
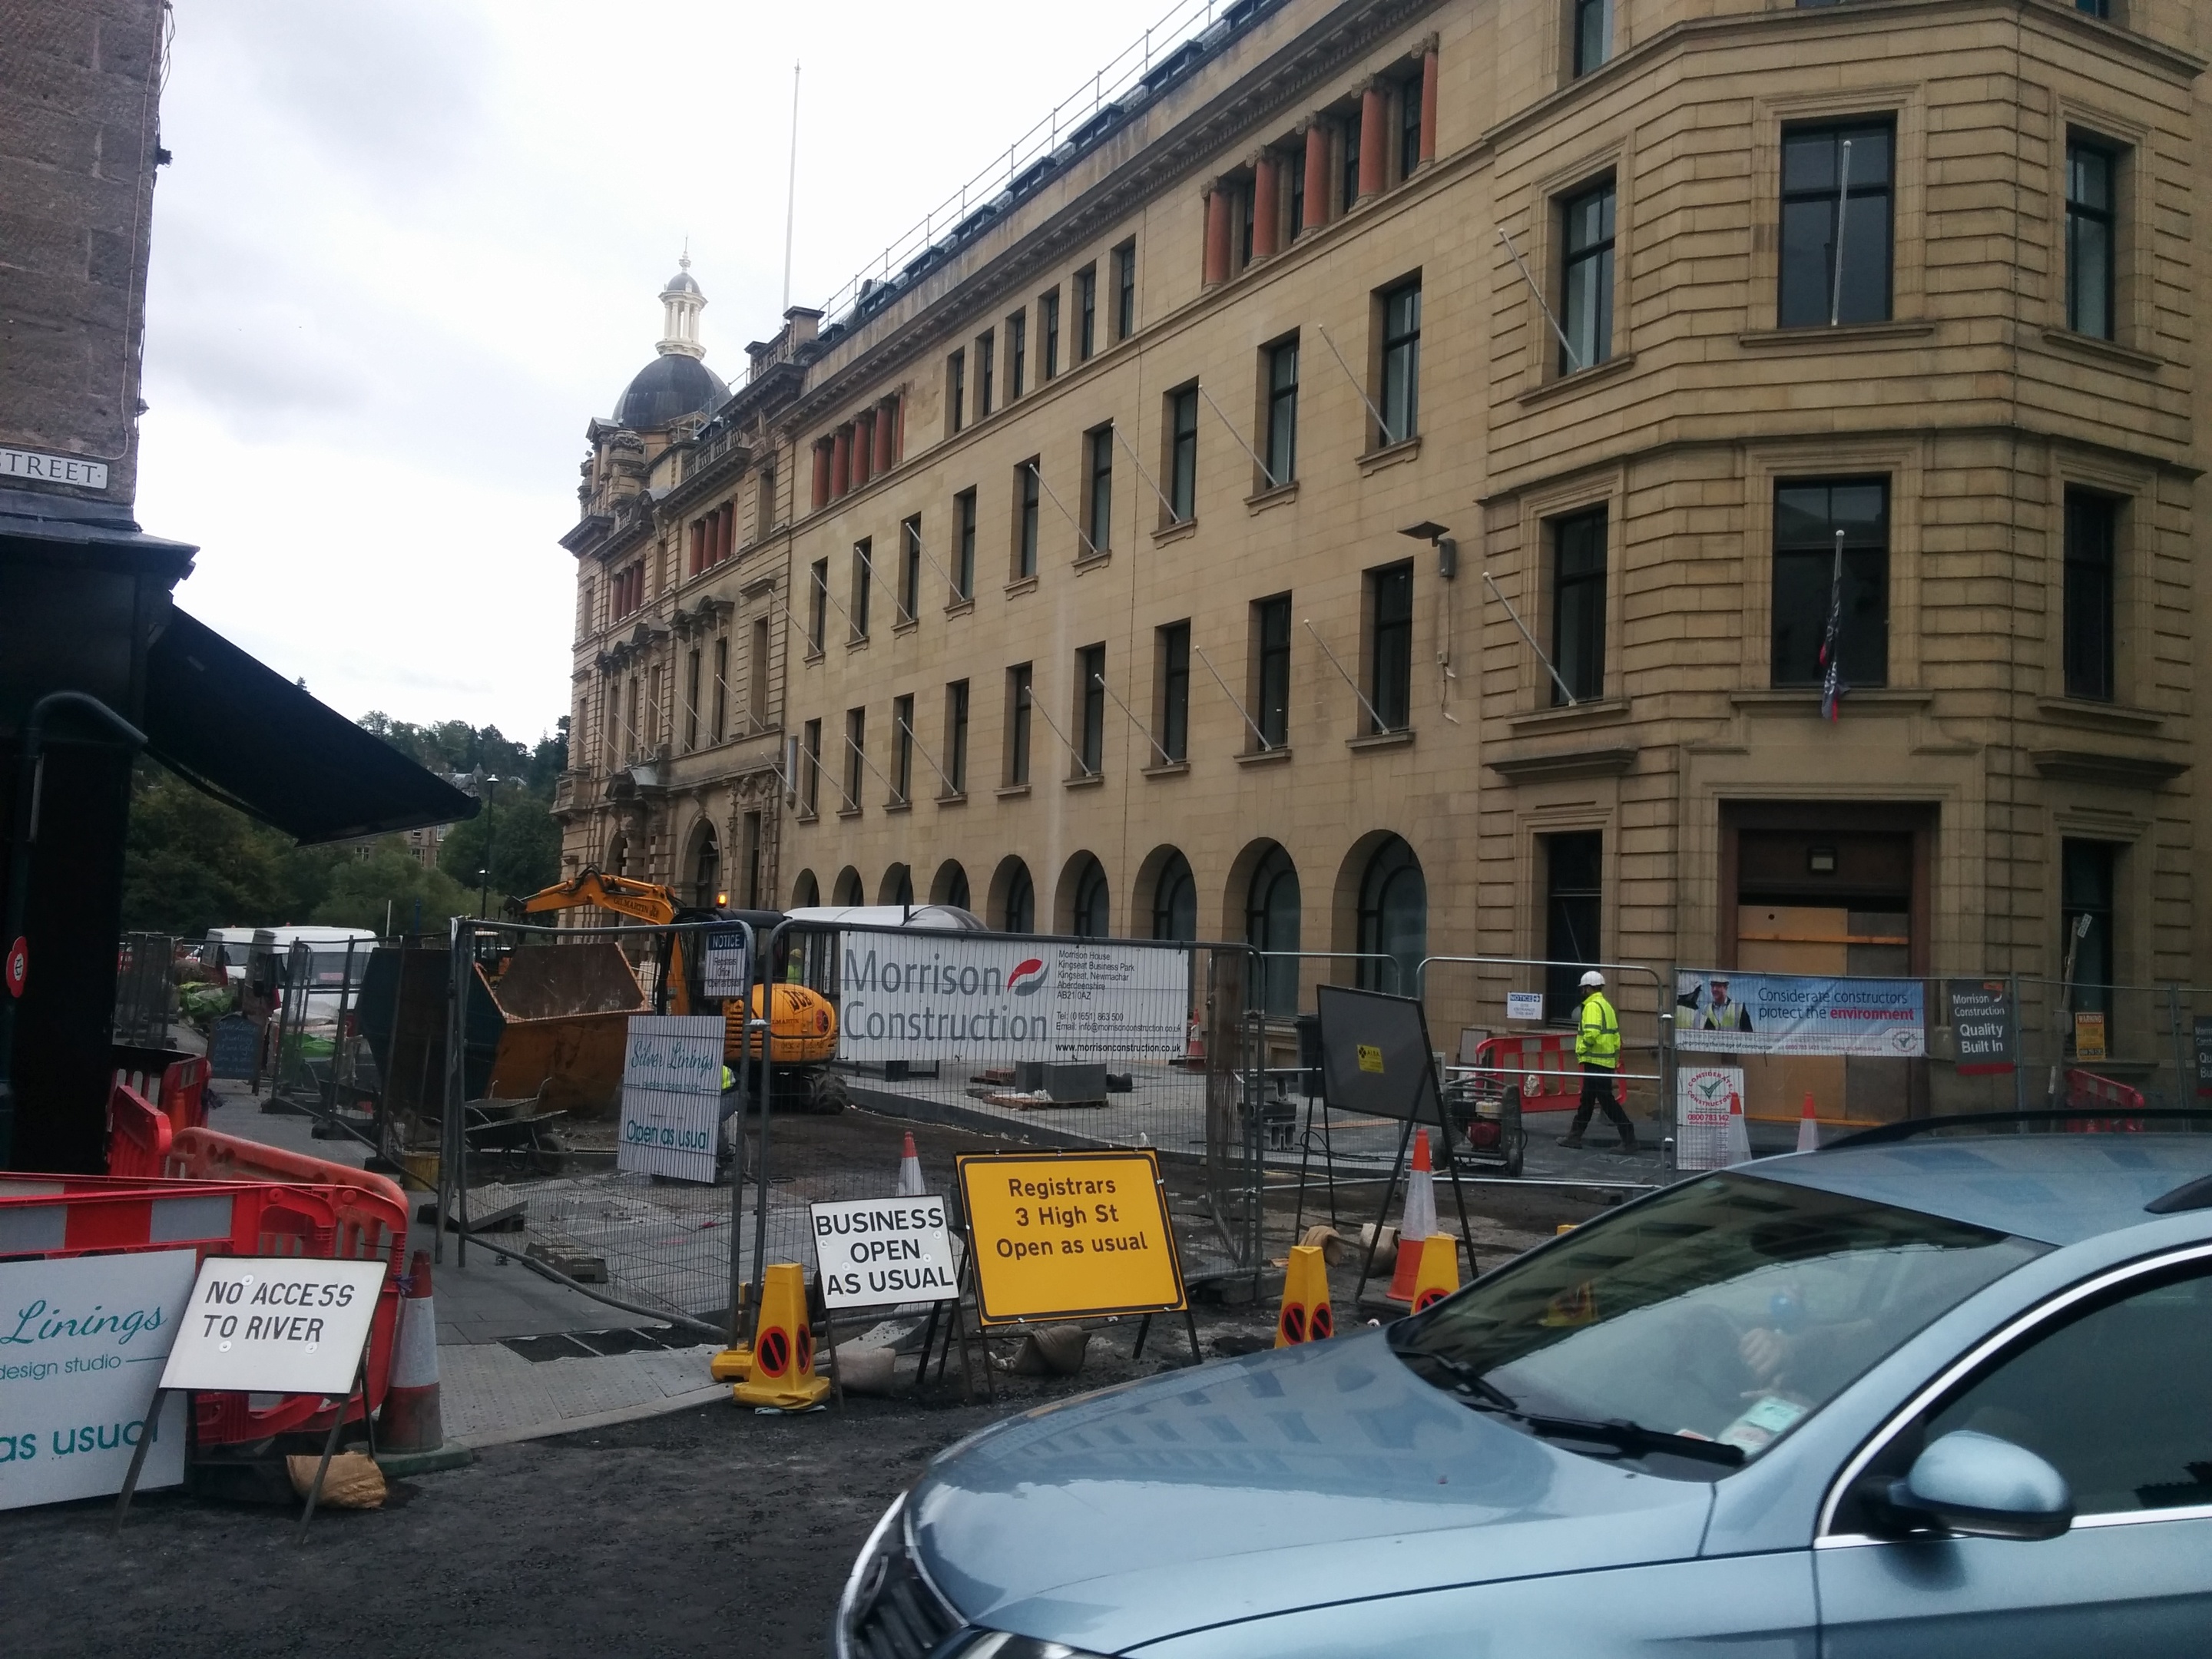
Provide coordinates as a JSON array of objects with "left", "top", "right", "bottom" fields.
[{"left": 141, "top": 608, "right": 478, "bottom": 845}]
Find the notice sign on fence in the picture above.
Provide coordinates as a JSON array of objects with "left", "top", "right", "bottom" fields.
[
  {"left": 1676, "top": 971, "right": 1925, "bottom": 1058},
  {"left": 958, "top": 1151, "right": 1185, "bottom": 1325},
  {"left": 2195, "top": 1018, "right": 2212, "bottom": 1099},
  {"left": 811, "top": 1197, "right": 959, "bottom": 1310},
  {"left": 161, "top": 1257, "right": 386, "bottom": 1396},
  {"left": 1676, "top": 1065, "right": 1747, "bottom": 1173},
  {"left": 618, "top": 1015, "right": 725, "bottom": 1183},
  {"left": 701, "top": 929, "right": 751, "bottom": 1001},
  {"left": 1948, "top": 980, "right": 2015, "bottom": 1075},
  {"left": 0, "top": 1250, "right": 195, "bottom": 1511},
  {"left": 837, "top": 935, "right": 1187, "bottom": 1063}
]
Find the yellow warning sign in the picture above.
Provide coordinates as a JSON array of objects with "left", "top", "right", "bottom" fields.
[
  {"left": 957, "top": 1150, "right": 1187, "bottom": 1325},
  {"left": 1356, "top": 1044, "right": 1385, "bottom": 1074}
]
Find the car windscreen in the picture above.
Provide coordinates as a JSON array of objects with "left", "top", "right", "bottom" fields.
[{"left": 1389, "top": 1172, "right": 2045, "bottom": 1476}]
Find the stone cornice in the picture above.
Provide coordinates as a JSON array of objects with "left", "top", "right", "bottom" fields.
[
  {"left": 1488, "top": 743, "right": 1639, "bottom": 783},
  {"left": 2029, "top": 749, "right": 2189, "bottom": 790}
]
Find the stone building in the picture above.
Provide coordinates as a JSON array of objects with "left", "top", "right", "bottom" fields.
[{"left": 555, "top": 0, "right": 2210, "bottom": 1119}]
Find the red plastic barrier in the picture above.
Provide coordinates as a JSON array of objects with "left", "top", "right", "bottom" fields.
[
  {"left": 2063, "top": 1068, "right": 2147, "bottom": 1133},
  {"left": 0, "top": 1084, "right": 412, "bottom": 1446},
  {"left": 110, "top": 1046, "right": 211, "bottom": 1134},
  {"left": 1465, "top": 1031, "right": 1581, "bottom": 1108}
]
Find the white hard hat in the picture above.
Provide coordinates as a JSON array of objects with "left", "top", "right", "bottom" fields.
[{"left": 1579, "top": 970, "right": 1606, "bottom": 988}]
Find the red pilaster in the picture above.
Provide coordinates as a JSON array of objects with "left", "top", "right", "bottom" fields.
[
  {"left": 852, "top": 412, "right": 874, "bottom": 488},
  {"left": 830, "top": 425, "right": 852, "bottom": 498},
  {"left": 1203, "top": 187, "right": 1233, "bottom": 286},
  {"left": 873, "top": 398, "right": 896, "bottom": 474},
  {"left": 1302, "top": 124, "right": 1330, "bottom": 233},
  {"left": 811, "top": 439, "right": 832, "bottom": 509},
  {"left": 1359, "top": 84, "right": 1386, "bottom": 199},
  {"left": 1252, "top": 155, "right": 1280, "bottom": 260},
  {"left": 1419, "top": 49, "right": 1439, "bottom": 165}
]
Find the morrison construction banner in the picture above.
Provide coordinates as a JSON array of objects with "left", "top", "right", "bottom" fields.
[
  {"left": 1675, "top": 971, "right": 1926, "bottom": 1058},
  {"left": 837, "top": 935, "right": 1188, "bottom": 1063}
]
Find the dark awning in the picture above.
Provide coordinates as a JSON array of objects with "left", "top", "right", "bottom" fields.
[{"left": 143, "top": 608, "right": 480, "bottom": 844}]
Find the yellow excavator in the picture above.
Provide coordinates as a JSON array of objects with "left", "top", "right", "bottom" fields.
[{"left": 514, "top": 869, "right": 844, "bottom": 1108}]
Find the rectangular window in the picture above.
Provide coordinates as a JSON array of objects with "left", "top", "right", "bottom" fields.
[
  {"left": 1008, "top": 310, "right": 1027, "bottom": 399},
  {"left": 757, "top": 458, "right": 777, "bottom": 538},
  {"left": 843, "top": 708, "right": 865, "bottom": 811},
  {"left": 1253, "top": 594, "right": 1292, "bottom": 748},
  {"left": 892, "top": 693, "right": 915, "bottom": 804},
  {"left": 948, "top": 349, "right": 966, "bottom": 434},
  {"left": 1287, "top": 144, "right": 1306, "bottom": 237},
  {"left": 899, "top": 514, "right": 922, "bottom": 623},
  {"left": 1398, "top": 75, "right": 1422, "bottom": 179},
  {"left": 2063, "top": 489, "right": 2118, "bottom": 703},
  {"left": 1264, "top": 336, "right": 1299, "bottom": 487},
  {"left": 1541, "top": 831, "right": 1603, "bottom": 1018},
  {"left": 2061, "top": 839, "right": 2117, "bottom": 1027},
  {"left": 954, "top": 488, "right": 977, "bottom": 598},
  {"left": 1112, "top": 240, "right": 1136, "bottom": 340},
  {"left": 1076, "top": 264, "right": 1097, "bottom": 360},
  {"left": 807, "top": 558, "right": 828, "bottom": 652},
  {"left": 1551, "top": 508, "right": 1607, "bottom": 704},
  {"left": 1239, "top": 179, "right": 1255, "bottom": 269},
  {"left": 851, "top": 540, "right": 872, "bottom": 641},
  {"left": 742, "top": 811, "right": 762, "bottom": 908},
  {"left": 1167, "top": 386, "right": 1198, "bottom": 522},
  {"left": 801, "top": 719, "right": 821, "bottom": 814},
  {"left": 976, "top": 329, "right": 995, "bottom": 417},
  {"left": 1077, "top": 643, "right": 1105, "bottom": 775},
  {"left": 684, "top": 648, "right": 701, "bottom": 750},
  {"left": 2074, "top": 0, "right": 2111, "bottom": 18},
  {"left": 1780, "top": 120, "right": 1894, "bottom": 328},
  {"left": 1084, "top": 424, "right": 1114, "bottom": 555},
  {"left": 1006, "top": 664, "right": 1033, "bottom": 786},
  {"left": 2066, "top": 137, "right": 2117, "bottom": 340},
  {"left": 945, "top": 679, "right": 969, "bottom": 795},
  {"left": 1572, "top": 0, "right": 1611, "bottom": 78},
  {"left": 747, "top": 619, "right": 767, "bottom": 728},
  {"left": 1369, "top": 561, "right": 1414, "bottom": 731},
  {"left": 1378, "top": 280, "right": 1421, "bottom": 446},
  {"left": 1040, "top": 289, "right": 1061, "bottom": 379},
  {"left": 1340, "top": 114, "right": 1361, "bottom": 212},
  {"left": 1015, "top": 460, "right": 1040, "bottom": 578},
  {"left": 1157, "top": 621, "right": 1190, "bottom": 763},
  {"left": 712, "top": 636, "right": 728, "bottom": 742},
  {"left": 1560, "top": 179, "right": 1615, "bottom": 373},
  {"left": 1771, "top": 478, "right": 1889, "bottom": 688}
]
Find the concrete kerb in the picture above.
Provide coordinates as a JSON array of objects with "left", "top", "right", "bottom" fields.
[{"left": 449, "top": 1384, "right": 731, "bottom": 1452}]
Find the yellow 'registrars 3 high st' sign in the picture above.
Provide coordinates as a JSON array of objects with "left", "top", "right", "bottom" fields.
[{"left": 957, "top": 1150, "right": 1186, "bottom": 1325}]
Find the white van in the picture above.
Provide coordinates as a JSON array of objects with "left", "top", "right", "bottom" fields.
[{"left": 202, "top": 926, "right": 376, "bottom": 1023}]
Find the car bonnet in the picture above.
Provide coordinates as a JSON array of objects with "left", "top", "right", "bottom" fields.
[{"left": 909, "top": 1330, "right": 1715, "bottom": 1653}]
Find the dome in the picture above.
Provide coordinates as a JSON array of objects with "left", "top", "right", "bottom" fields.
[
  {"left": 614, "top": 353, "right": 727, "bottom": 429},
  {"left": 663, "top": 269, "right": 702, "bottom": 296}
]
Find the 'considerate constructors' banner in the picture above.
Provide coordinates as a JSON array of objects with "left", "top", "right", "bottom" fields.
[
  {"left": 838, "top": 935, "right": 1188, "bottom": 1062},
  {"left": 1675, "top": 970, "right": 1926, "bottom": 1058}
]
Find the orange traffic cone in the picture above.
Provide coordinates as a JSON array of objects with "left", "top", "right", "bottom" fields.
[
  {"left": 1409, "top": 1233, "right": 1462, "bottom": 1313},
  {"left": 1274, "top": 1243, "right": 1336, "bottom": 1346},
  {"left": 1386, "top": 1131, "right": 1440, "bottom": 1304},
  {"left": 731, "top": 1262, "right": 830, "bottom": 1410},
  {"left": 1796, "top": 1093, "right": 1821, "bottom": 1154},
  {"left": 375, "top": 1250, "right": 465, "bottom": 1471},
  {"left": 896, "top": 1131, "right": 926, "bottom": 1197},
  {"left": 1727, "top": 1090, "right": 1753, "bottom": 1166}
]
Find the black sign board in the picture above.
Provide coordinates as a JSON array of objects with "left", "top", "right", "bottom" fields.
[
  {"left": 2195, "top": 1017, "right": 2212, "bottom": 1100},
  {"left": 1316, "top": 984, "right": 1441, "bottom": 1123},
  {"left": 207, "top": 1014, "right": 258, "bottom": 1081},
  {"left": 1948, "top": 980, "right": 2015, "bottom": 1075}
]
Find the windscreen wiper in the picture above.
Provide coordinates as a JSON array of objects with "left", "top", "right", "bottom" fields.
[
  {"left": 1393, "top": 1344, "right": 1522, "bottom": 1415},
  {"left": 1517, "top": 1414, "right": 1746, "bottom": 1469}
]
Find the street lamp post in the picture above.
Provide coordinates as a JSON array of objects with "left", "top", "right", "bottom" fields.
[{"left": 477, "top": 777, "right": 502, "bottom": 919}]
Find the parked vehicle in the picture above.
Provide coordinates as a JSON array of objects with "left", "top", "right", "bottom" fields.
[
  {"left": 202, "top": 926, "right": 374, "bottom": 1025},
  {"left": 839, "top": 1124, "right": 2212, "bottom": 1657}
]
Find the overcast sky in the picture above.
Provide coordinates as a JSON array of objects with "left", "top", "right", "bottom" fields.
[{"left": 139, "top": 0, "right": 1178, "bottom": 743}]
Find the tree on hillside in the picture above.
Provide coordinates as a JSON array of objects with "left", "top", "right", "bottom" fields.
[
  {"left": 437, "top": 787, "right": 562, "bottom": 906},
  {"left": 313, "top": 838, "right": 474, "bottom": 935},
  {"left": 121, "top": 766, "right": 341, "bottom": 936}
]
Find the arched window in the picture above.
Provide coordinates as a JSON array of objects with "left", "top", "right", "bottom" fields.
[
  {"left": 1244, "top": 844, "right": 1301, "bottom": 1017},
  {"left": 883, "top": 863, "right": 914, "bottom": 906},
  {"left": 833, "top": 867, "right": 865, "bottom": 906},
  {"left": 1151, "top": 851, "right": 1197, "bottom": 942},
  {"left": 933, "top": 861, "right": 971, "bottom": 911},
  {"left": 1071, "top": 858, "right": 1110, "bottom": 937},
  {"left": 793, "top": 869, "right": 820, "bottom": 907},
  {"left": 1356, "top": 836, "right": 1427, "bottom": 995},
  {"left": 1003, "top": 863, "right": 1035, "bottom": 932},
  {"left": 692, "top": 825, "right": 720, "bottom": 908}
]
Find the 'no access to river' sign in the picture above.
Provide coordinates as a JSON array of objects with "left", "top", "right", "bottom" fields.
[
  {"left": 0, "top": 1250, "right": 195, "bottom": 1511},
  {"left": 810, "top": 1197, "right": 960, "bottom": 1310},
  {"left": 957, "top": 1151, "right": 1186, "bottom": 1326},
  {"left": 161, "top": 1257, "right": 388, "bottom": 1396}
]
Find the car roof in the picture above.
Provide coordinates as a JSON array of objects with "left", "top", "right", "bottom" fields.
[{"left": 1751, "top": 1134, "right": 2212, "bottom": 1245}]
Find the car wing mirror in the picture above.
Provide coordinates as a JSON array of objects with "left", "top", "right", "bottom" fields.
[{"left": 1888, "top": 1430, "right": 2073, "bottom": 1541}]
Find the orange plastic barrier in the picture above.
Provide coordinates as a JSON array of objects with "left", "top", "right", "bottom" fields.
[{"left": 0, "top": 1083, "right": 411, "bottom": 1447}]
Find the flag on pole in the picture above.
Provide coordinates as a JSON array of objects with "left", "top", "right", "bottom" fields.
[{"left": 1818, "top": 528, "right": 1846, "bottom": 723}]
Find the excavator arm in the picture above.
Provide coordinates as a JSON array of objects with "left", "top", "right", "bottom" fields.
[{"left": 515, "top": 867, "right": 677, "bottom": 927}]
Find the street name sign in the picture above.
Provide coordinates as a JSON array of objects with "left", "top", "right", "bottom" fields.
[
  {"left": 161, "top": 1257, "right": 386, "bottom": 1395},
  {"left": 0, "top": 1250, "right": 194, "bottom": 1510},
  {"left": 810, "top": 1197, "right": 959, "bottom": 1310},
  {"left": 0, "top": 445, "right": 108, "bottom": 491},
  {"left": 957, "top": 1151, "right": 1185, "bottom": 1325}
]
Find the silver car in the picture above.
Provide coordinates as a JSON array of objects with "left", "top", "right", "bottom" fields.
[{"left": 838, "top": 1129, "right": 2212, "bottom": 1657}]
